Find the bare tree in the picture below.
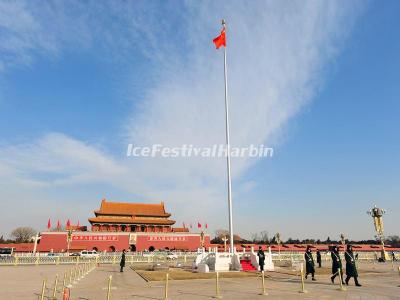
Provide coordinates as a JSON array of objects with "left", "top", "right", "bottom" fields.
[
  {"left": 11, "top": 227, "right": 36, "bottom": 243},
  {"left": 215, "top": 229, "right": 230, "bottom": 239},
  {"left": 260, "top": 231, "right": 270, "bottom": 244},
  {"left": 251, "top": 233, "right": 259, "bottom": 243}
]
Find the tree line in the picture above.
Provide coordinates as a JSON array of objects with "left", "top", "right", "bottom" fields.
[{"left": 210, "top": 229, "right": 400, "bottom": 247}]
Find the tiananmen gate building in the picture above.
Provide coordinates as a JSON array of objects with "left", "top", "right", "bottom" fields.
[{"left": 37, "top": 199, "right": 210, "bottom": 253}]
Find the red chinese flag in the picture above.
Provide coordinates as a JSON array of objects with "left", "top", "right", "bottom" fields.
[
  {"left": 213, "top": 28, "right": 226, "bottom": 49},
  {"left": 47, "top": 218, "right": 51, "bottom": 229},
  {"left": 205, "top": 223, "right": 208, "bottom": 229},
  {"left": 198, "top": 222, "right": 202, "bottom": 229},
  {"left": 66, "top": 219, "right": 71, "bottom": 229},
  {"left": 57, "top": 220, "right": 61, "bottom": 229}
]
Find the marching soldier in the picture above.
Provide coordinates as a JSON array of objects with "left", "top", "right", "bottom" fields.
[
  {"left": 345, "top": 245, "right": 361, "bottom": 286},
  {"left": 304, "top": 246, "right": 316, "bottom": 281},
  {"left": 330, "top": 245, "right": 345, "bottom": 284}
]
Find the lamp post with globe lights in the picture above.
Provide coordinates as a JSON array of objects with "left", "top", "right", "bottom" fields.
[{"left": 367, "top": 205, "right": 388, "bottom": 261}]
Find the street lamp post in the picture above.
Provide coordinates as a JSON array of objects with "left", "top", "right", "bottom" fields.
[
  {"left": 222, "top": 236, "right": 228, "bottom": 252},
  {"left": 367, "top": 205, "right": 387, "bottom": 261},
  {"left": 67, "top": 229, "right": 73, "bottom": 254},
  {"left": 340, "top": 233, "right": 346, "bottom": 246},
  {"left": 275, "top": 233, "right": 281, "bottom": 259}
]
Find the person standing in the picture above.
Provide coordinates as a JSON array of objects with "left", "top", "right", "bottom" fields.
[
  {"left": 257, "top": 246, "right": 265, "bottom": 272},
  {"left": 316, "top": 250, "right": 322, "bottom": 268},
  {"left": 304, "top": 246, "right": 316, "bottom": 281},
  {"left": 330, "top": 245, "right": 345, "bottom": 284},
  {"left": 120, "top": 249, "right": 126, "bottom": 272},
  {"left": 391, "top": 251, "right": 397, "bottom": 261},
  {"left": 345, "top": 245, "right": 361, "bottom": 286}
]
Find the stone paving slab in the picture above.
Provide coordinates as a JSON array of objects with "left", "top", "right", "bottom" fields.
[{"left": 1, "top": 261, "right": 399, "bottom": 299}]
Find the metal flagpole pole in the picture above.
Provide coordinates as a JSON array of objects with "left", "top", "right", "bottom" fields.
[{"left": 221, "top": 19, "right": 234, "bottom": 253}]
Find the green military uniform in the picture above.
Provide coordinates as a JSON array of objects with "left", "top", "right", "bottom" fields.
[
  {"left": 344, "top": 247, "right": 361, "bottom": 286},
  {"left": 330, "top": 247, "right": 344, "bottom": 284},
  {"left": 345, "top": 250, "right": 358, "bottom": 277},
  {"left": 304, "top": 248, "right": 315, "bottom": 280}
]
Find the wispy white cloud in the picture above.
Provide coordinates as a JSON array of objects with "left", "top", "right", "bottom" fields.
[{"left": 0, "top": 1, "right": 366, "bottom": 237}]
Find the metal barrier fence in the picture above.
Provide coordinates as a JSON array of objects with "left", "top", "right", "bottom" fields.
[
  {"left": 0, "top": 251, "right": 381, "bottom": 266},
  {"left": 271, "top": 252, "right": 379, "bottom": 262},
  {"left": 0, "top": 253, "right": 198, "bottom": 266}
]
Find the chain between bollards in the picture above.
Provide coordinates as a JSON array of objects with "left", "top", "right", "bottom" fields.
[
  {"left": 259, "top": 270, "right": 268, "bottom": 296},
  {"left": 299, "top": 265, "right": 308, "bottom": 294},
  {"left": 164, "top": 272, "right": 169, "bottom": 300}
]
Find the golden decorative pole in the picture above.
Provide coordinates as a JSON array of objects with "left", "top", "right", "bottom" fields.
[
  {"left": 107, "top": 275, "right": 112, "bottom": 300},
  {"left": 299, "top": 265, "right": 307, "bottom": 294},
  {"left": 213, "top": 272, "right": 222, "bottom": 299},
  {"left": 337, "top": 268, "right": 346, "bottom": 291},
  {"left": 40, "top": 279, "right": 46, "bottom": 300},
  {"left": 164, "top": 273, "right": 169, "bottom": 300},
  {"left": 259, "top": 271, "right": 268, "bottom": 296}
]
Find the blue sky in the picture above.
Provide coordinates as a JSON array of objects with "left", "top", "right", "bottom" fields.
[{"left": 0, "top": 1, "right": 398, "bottom": 240}]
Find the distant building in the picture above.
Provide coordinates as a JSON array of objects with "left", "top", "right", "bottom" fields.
[
  {"left": 89, "top": 199, "right": 179, "bottom": 233},
  {"left": 37, "top": 199, "right": 209, "bottom": 252}
]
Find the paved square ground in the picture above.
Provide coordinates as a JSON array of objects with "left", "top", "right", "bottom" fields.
[{"left": 1, "top": 261, "right": 399, "bottom": 299}]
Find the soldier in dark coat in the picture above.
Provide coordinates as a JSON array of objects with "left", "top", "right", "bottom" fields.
[
  {"left": 345, "top": 245, "right": 361, "bottom": 286},
  {"left": 120, "top": 249, "right": 126, "bottom": 272},
  {"left": 330, "top": 245, "right": 345, "bottom": 284},
  {"left": 304, "top": 246, "right": 316, "bottom": 281},
  {"left": 257, "top": 246, "right": 265, "bottom": 271},
  {"left": 316, "top": 250, "right": 322, "bottom": 268}
]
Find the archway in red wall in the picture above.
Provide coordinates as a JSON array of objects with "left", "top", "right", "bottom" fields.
[
  {"left": 130, "top": 245, "right": 136, "bottom": 252},
  {"left": 109, "top": 246, "right": 116, "bottom": 252},
  {"left": 92, "top": 247, "right": 98, "bottom": 252},
  {"left": 148, "top": 246, "right": 155, "bottom": 252}
]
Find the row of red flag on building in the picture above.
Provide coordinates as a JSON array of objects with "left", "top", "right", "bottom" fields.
[
  {"left": 182, "top": 222, "right": 208, "bottom": 230},
  {"left": 47, "top": 218, "right": 80, "bottom": 230}
]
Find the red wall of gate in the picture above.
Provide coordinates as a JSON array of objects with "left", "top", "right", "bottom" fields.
[{"left": 37, "top": 232, "right": 210, "bottom": 252}]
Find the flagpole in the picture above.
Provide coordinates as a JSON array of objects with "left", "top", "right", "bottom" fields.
[{"left": 221, "top": 19, "right": 234, "bottom": 254}]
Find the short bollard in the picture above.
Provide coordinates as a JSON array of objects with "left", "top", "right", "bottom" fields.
[
  {"left": 259, "top": 271, "right": 268, "bottom": 296},
  {"left": 67, "top": 269, "right": 73, "bottom": 287},
  {"left": 164, "top": 273, "right": 169, "bottom": 300},
  {"left": 52, "top": 274, "right": 59, "bottom": 298},
  {"left": 107, "top": 275, "right": 112, "bottom": 300},
  {"left": 213, "top": 272, "right": 222, "bottom": 299},
  {"left": 63, "top": 272, "right": 67, "bottom": 288},
  {"left": 337, "top": 269, "right": 346, "bottom": 291},
  {"left": 299, "top": 266, "right": 307, "bottom": 294},
  {"left": 40, "top": 279, "right": 46, "bottom": 300}
]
